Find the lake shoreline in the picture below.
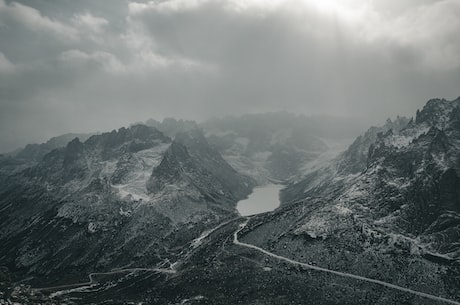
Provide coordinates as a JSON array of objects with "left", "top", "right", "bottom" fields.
[{"left": 236, "top": 184, "right": 283, "bottom": 216}]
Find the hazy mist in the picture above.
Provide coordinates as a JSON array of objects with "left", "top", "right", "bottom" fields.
[{"left": 1, "top": 0, "right": 459, "bottom": 152}]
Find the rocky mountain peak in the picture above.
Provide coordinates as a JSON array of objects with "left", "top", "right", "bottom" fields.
[
  {"left": 15, "top": 132, "right": 94, "bottom": 163},
  {"left": 86, "top": 124, "right": 169, "bottom": 152},
  {"left": 146, "top": 141, "right": 191, "bottom": 194},
  {"left": 415, "top": 98, "right": 460, "bottom": 129},
  {"left": 64, "top": 137, "right": 84, "bottom": 159},
  {"left": 147, "top": 128, "right": 254, "bottom": 205},
  {"left": 336, "top": 116, "right": 410, "bottom": 175},
  {"left": 145, "top": 117, "right": 199, "bottom": 138}
]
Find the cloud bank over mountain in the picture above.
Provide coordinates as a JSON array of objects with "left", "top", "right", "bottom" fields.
[{"left": 1, "top": 0, "right": 459, "bottom": 151}]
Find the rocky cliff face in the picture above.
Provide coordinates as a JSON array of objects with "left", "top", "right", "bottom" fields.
[
  {"left": 148, "top": 130, "right": 254, "bottom": 206},
  {"left": 336, "top": 116, "right": 410, "bottom": 175}
]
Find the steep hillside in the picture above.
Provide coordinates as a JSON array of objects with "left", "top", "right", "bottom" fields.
[{"left": 281, "top": 98, "right": 460, "bottom": 260}]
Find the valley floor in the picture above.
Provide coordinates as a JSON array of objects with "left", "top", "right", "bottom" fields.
[{"left": 28, "top": 215, "right": 460, "bottom": 305}]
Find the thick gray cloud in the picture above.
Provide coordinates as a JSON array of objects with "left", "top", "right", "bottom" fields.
[{"left": 1, "top": 0, "right": 459, "bottom": 152}]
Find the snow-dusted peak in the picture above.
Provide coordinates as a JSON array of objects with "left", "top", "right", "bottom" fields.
[{"left": 415, "top": 98, "right": 460, "bottom": 130}]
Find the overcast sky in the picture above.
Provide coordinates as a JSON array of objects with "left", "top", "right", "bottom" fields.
[{"left": 1, "top": 0, "right": 459, "bottom": 152}]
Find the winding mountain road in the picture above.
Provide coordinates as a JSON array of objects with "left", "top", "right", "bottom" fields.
[
  {"left": 233, "top": 218, "right": 460, "bottom": 305},
  {"left": 34, "top": 217, "right": 239, "bottom": 296},
  {"left": 35, "top": 267, "right": 175, "bottom": 293},
  {"left": 191, "top": 217, "right": 240, "bottom": 248},
  {"left": 35, "top": 216, "right": 460, "bottom": 305}
]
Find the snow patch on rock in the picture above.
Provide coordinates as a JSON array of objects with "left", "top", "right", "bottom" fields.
[{"left": 111, "top": 143, "right": 170, "bottom": 202}]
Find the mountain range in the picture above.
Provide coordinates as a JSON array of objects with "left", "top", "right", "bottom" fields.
[{"left": 1, "top": 98, "right": 460, "bottom": 304}]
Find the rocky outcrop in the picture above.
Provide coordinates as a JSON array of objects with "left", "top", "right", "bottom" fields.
[
  {"left": 148, "top": 129, "right": 255, "bottom": 206},
  {"left": 14, "top": 132, "right": 94, "bottom": 163}
]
